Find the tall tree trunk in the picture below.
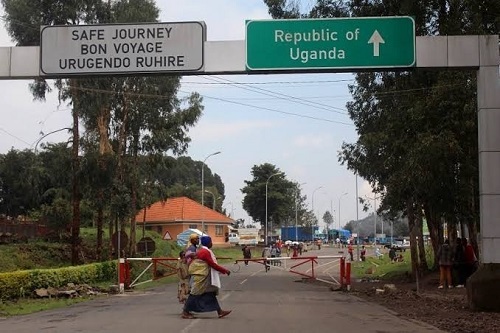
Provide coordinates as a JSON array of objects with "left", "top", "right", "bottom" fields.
[
  {"left": 96, "top": 107, "right": 113, "bottom": 261},
  {"left": 117, "top": 92, "right": 129, "bottom": 255},
  {"left": 128, "top": 134, "right": 140, "bottom": 257},
  {"left": 407, "top": 199, "right": 419, "bottom": 280},
  {"left": 96, "top": 190, "right": 104, "bottom": 261},
  {"left": 416, "top": 205, "right": 428, "bottom": 272},
  {"left": 108, "top": 215, "right": 114, "bottom": 259},
  {"left": 423, "top": 204, "right": 441, "bottom": 270},
  {"left": 71, "top": 80, "right": 81, "bottom": 265}
]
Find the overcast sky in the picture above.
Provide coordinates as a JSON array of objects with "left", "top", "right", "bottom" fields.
[{"left": 0, "top": 0, "right": 377, "bottom": 230}]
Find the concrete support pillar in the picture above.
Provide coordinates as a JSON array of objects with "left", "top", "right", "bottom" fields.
[{"left": 468, "top": 35, "right": 500, "bottom": 311}]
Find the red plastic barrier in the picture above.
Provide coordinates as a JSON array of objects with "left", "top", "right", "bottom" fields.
[
  {"left": 345, "top": 261, "right": 351, "bottom": 290},
  {"left": 340, "top": 257, "right": 345, "bottom": 288},
  {"left": 119, "top": 258, "right": 131, "bottom": 290}
]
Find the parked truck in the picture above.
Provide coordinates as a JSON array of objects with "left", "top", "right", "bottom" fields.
[
  {"left": 228, "top": 228, "right": 259, "bottom": 245},
  {"left": 281, "top": 226, "right": 318, "bottom": 242}
]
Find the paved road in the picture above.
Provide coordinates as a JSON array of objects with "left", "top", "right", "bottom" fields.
[{"left": 0, "top": 246, "right": 444, "bottom": 333}]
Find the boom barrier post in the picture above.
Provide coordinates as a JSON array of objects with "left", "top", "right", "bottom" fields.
[
  {"left": 118, "top": 258, "right": 130, "bottom": 292},
  {"left": 340, "top": 257, "right": 345, "bottom": 289},
  {"left": 345, "top": 261, "right": 351, "bottom": 291}
]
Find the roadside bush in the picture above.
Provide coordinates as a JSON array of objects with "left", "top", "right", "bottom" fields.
[{"left": 0, "top": 261, "right": 117, "bottom": 300}]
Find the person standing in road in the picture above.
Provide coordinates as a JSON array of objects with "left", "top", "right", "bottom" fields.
[
  {"left": 242, "top": 245, "right": 251, "bottom": 266},
  {"left": 347, "top": 242, "right": 354, "bottom": 261},
  {"left": 182, "top": 235, "right": 231, "bottom": 319},
  {"left": 437, "top": 239, "right": 454, "bottom": 289},
  {"left": 262, "top": 245, "right": 271, "bottom": 271}
]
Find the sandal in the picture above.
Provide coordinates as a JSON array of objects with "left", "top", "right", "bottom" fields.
[
  {"left": 181, "top": 312, "right": 195, "bottom": 319},
  {"left": 218, "top": 310, "right": 232, "bottom": 318}
]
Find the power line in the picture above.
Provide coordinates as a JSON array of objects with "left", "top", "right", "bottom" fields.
[
  {"left": 203, "top": 75, "right": 349, "bottom": 116},
  {"left": 181, "top": 78, "right": 354, "bottom": 85},
  {"left": 64, "top": 85, "right": 353, "bottom": 126},
  {"left": 178, "top": 89, "right": 354, "bottom": 126},
  {"left": 0, "top": 127, "right": 32, "bottom": 146}
]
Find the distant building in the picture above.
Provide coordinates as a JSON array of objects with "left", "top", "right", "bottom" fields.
[{"left": 135, "top": 196, "right": 234, "bottom": 246}]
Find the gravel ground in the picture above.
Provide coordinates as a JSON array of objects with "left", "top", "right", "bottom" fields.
[{"left": 351, "top": 274, "right": 500, "bottom": 333}]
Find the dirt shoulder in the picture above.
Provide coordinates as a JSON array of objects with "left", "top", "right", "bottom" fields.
[{"left": 350, "top": 273, "right": 500, "bottom": 333}]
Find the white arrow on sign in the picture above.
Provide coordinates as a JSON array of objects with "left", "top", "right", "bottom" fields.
[{"left": 368, "top": 30, "right": 385, "bottom": 57}]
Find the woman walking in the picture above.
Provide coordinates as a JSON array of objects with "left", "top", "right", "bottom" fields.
[{"left": 182, "top": 235, "right": 231, "bottom": 319}]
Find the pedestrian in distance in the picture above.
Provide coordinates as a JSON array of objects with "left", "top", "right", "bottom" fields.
[
  {"left": 388, "top": 246, "right": 396, "bottom": 262},
  {"left": 437, "top": 239, "right": 454, "bottom": 289},
  {"left": 261, "top": 245, "right": 271, "bottom": 271},
  {"left": 182, "top": 235, "right": 231, "bottom": 319},
  {"left": 462, "top": 237, "right": 478, "bottom": 285},
  {"left": 453, "top": 237, "right": 465, "bottom": 288},
  {"left": 348, "top": 242, "right": 354, "bottom": 261},
  {"left": 360, "top": 245, "right": 366, "bottom": 262},
  {"left": 242, "top": 245, "right": 251, "bottom": 266},
  {"left": 270, "top": 244, "right": 278, "bottom": 266},
  {"left": 185, "top": 233, "right": 200, "bottom": 266}
]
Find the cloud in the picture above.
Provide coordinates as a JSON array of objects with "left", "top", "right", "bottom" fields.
[{"left": 293, "top": 134, "right": 331, "bottom": 149}]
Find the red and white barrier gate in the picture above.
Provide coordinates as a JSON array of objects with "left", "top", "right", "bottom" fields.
[
  {"left": 234, "top": 255, "right": 351, "bottom": 290},
  {"left": 119, "top": 255, "right": 352, "bottom": 292}
]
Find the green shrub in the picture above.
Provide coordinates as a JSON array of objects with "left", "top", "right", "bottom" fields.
[{"left": 0, "top": 261, "right": 117, "bottom": 300}]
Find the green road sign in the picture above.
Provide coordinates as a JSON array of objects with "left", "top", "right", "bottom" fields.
[{"left": 246, "top": 17, "right": 415, "bottom": 71}]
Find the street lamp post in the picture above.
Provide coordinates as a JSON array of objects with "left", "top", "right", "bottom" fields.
[
  {"left": 201, "top": 151, "right": 221, "bottom": 234},
  {"left": 224, "top": 202, "right": 234, "bottom": 218},
  {"left": 204, "top": 190, "right": 218, "bottom": 210},
  {"left": 295, "top": 182, "right": 306, "bottom": 242},
  {"left": 265, "top": 172, "right": 282, "bottom": 246},
  {"left": 366, "top": 194, "right": 382, "bottom": 245},
  {"left": 311, "top": 186, "right": 323, "bottom": 242},
  {"left": 355, "top": 174, "right": 360, "bottom": 260},
  {"left": 338, "top": 192, "right": 348, "bottom": 230}
]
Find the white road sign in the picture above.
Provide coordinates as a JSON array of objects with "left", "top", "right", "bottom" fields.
[{"left": 40, "top": 22, "right": 205, "bottom": 76}]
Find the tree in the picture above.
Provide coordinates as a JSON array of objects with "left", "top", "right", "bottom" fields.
[
  {"left": 322, "top": 210, "right": 333, "bottom": 239},
  {"left": 241, "top": 163, "right": 297, "bottom": 229},
  {"left": 0, "top": 149, "right": 44, "bottom": 216}
]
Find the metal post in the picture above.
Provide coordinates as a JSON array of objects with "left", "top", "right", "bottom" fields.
[
  {"left": 366, "top": 194, "right": 381, "bottom": 245},
  {"left": 312, "top": 186, "right": 323, "bottom": 242},
  {"left": 295, "top": 193, "right": 298, "bottom": 242},
  {"left": 338, "top": 192, "right": 348, "bottom": 230},
  {"left": 201, "top": 151, "right": 221, "bottom": 234},
  {"left": 294, "top": 182, "right": 306, "bottom": 242},
  {"left": 356, "top": 174, "right": 360, "bottom": 261}
]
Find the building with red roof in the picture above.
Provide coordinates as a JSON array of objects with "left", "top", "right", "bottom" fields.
[{"left": 135, "top": 196, "right": 234, "bottom": 246}]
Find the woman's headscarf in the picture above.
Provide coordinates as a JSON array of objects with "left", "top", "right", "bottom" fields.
[{"left": 200, "top": 235, "right": 212, "bottom": 247}]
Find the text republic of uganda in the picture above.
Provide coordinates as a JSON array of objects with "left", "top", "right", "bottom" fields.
[
  {"left": 58, "top": 26, "right": 187, "bottom": 71},
  {"left": 274, "top": 28, "right": 357, "bottom": 64}
]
